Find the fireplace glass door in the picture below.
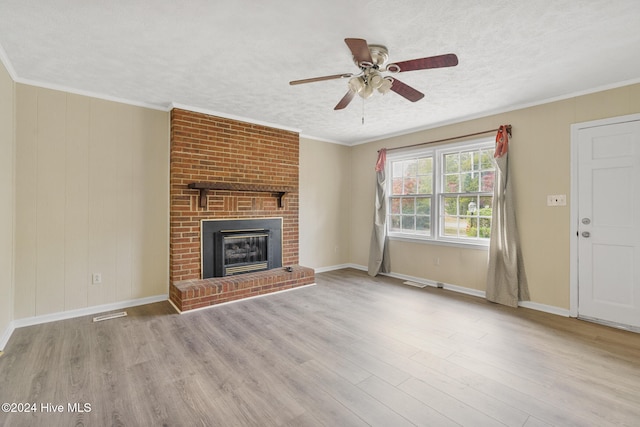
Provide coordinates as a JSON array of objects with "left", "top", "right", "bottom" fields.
[{"left": 222, "top": 232, "right": 269, "bottom": 276}]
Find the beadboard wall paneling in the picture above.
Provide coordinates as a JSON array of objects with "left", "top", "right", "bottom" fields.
[{"left": 14, "top": 85, "right": 169, "bottom": 318}]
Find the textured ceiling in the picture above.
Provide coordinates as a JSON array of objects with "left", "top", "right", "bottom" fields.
[{"left": 1, "top": 0, "right": 639, "bottom": 144}]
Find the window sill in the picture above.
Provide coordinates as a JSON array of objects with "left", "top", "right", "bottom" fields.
[{"left": 388, "top": 234, "right": 489, "bottom": 250}]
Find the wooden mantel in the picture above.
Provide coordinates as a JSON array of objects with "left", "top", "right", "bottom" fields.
[{"left": 187, "top": 182, "right": 296, "bottom": 209}]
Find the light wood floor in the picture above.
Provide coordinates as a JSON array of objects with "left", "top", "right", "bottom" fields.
[{"left": 1, "top": 268, "right": 639, "bottom": 427}]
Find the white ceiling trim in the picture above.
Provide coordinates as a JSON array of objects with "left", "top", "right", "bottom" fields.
[
  {"left": 299, "top": 133, "right": 351, "bottom": 146},
  {"left": 1, "top": 1, "right": 639, "bottom": 145},
  {"left": 14, "top": 75, "right": 170, "bottom": 112},
  {"left": 5, "top": 37, "right": 640, "bottom": 149},
  {"left": 0, "top": 42, "right": 17, "bottom": 81},
  {"left": 349, "top": 76, "right": 640, "bottom": 147},
  {"left": 0, "top": 42, "right": 169, "bottom": 111}
]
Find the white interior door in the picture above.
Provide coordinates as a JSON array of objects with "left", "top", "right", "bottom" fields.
[{"left": 577, "top": 119, "right": 640, "bottom": 328}]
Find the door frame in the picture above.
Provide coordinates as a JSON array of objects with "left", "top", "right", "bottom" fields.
[{"left": 569, "top": 113, "right": 640, "bottom": 318}]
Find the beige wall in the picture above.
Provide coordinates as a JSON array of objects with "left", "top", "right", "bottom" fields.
[
  {"left": 299, "top": 137, "right": 351, "bottom": 269},
  {"left": 3, "top": 67, "right": 639, "bottom": 328},
  {"left": 14, "top": 84, "right": 169, "bottom": 319},
  {"left": 0, "top": 58, "right": 15, "bottom": 342},
  {"left": 349, "top": 83, "right": 640, "bottom": 309}
]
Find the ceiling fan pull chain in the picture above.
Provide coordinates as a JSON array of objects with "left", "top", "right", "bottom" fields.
[{"left": 362, "top": 97, "right": 365, "bottom": 125}]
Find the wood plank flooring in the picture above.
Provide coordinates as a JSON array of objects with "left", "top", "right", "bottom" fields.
[{"left": 1, "top": 268, "right": 639, "bottom": 426}]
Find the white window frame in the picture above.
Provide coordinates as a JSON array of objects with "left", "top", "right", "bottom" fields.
[{"left": 386, "top": 137, "right": 495, "bottom": 248}]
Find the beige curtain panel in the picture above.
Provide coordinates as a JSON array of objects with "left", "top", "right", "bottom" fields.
[
  {"left": 368, "top": 149, "right": 390, "bottom": 276},
  {"left": 486, "top": 126, "right": 530, "bottom": 307}
]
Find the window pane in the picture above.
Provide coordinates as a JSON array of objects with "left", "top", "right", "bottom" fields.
[
  {"left": 402, "top": 215, "right": 415, "bottom": 231},
  {"left": 479, "top": 196, "right": 493, "bottom": 211},
  {"left": 460, "top": 196, "right": 475, "bottom": 215},
  {"left": 445, "top": 153, "right": 459, "bottom": 173},
  {"left": 466, "top": 222, "right": 479, "bottom": 238},
  {"left": 418, "top": 175, "right": 432, "bottom": 194},
  {"left": 416, "top": 216, "right": 430, "bottom": 234},
  {"left": 481, "top": 171, "right": 495, "bottom": 192},
  {"left": 461, "top": 172, "right": 478, "bottom": 192},
  {"left": 479, "top": 218, "right": 491, "bottom": 238},
  {"left": 392, "top": 178, "right": 403, "bottom": 195},
  {"left": 416, "top": 197, "right": 431, "bottom": 215},
  {"left": 390, "top": 197, "right": 401, "bottom": 214},
  {"left": 479, "top": 196, "right": 492, "bottom": 238},
  {"left": 445, "top": 175, "right": 459, "bottom": 192},
  {"left": 463, "top": 196, "right": 478, "bottom": 237},
  {"left": 417, "top": 157, "right": 432, "bottom": 174},
  {"left": 473, "top": 151, "right": 481, "bottom": 171},
  {"left": 458, "top": 217, "right": 469, "bottom": 236},
  {"left": 480, "top": 150, "right": 494, "bottom": 169},
  {"left": 443, "top": 196, "right": 458, "bottom": 215},
  {"left": 460, "top": 151, "right": 473, "bottom": 172},
  {"left": 443, "top": 215, "right": 459, "bottom": 237},
  {"left": 403, "top": 160, "right": 417, "bottom": 178},
  {"left": 390, "top": 215, "right": 401, "bottom": 232},
  {"left": 403, "top": 177, "right": 417, "bottom": 195},
  {"left": 401, "top": 198, "right": 414, "bottom": 214},
  {"left": 392, "top": 161, "right": 403, "bottom": 178}
]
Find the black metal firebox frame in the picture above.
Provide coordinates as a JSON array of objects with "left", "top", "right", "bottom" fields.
[{"left": 201, "top": 218, "right": 283, "bottom": 279}]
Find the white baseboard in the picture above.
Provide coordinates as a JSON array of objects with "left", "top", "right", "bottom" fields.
[
  {"left": 2, "top": 267, "right": 572, "bottom": 351},
  {"left": 342, "top": 263, "right": 368, "bottom": 272},
  {"left": 0, "top": 321, "right": 16, "bottom": 351},
  {"left": 0, "top": 295, "right": 169, "bottom": 351},
  {"left": 313, "top": 264, "right": 356, "bottom": 274},
  {"left": 317, "top": 263, "right": 569, "bottom": 317},
  {"left": 518, "top": 301, "right": 570, "bottom": 317}
]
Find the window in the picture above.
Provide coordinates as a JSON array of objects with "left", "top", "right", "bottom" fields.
[
  {"left": 389, "top": 156, "right": 433, "bottom": 236},
  {"left": 387, "top": 139, "right": 495, "bottom": 246}
]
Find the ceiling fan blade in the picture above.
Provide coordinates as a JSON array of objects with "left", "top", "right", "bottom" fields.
[
  {"left": 345, "top": 38, "right": 373, "bottom": 66},
  {"left": 334, "top": 90, "right": 356, "bottom": 110},
  {"left": 390, "top": 78, "right": 425, "bottom": 102},
  {"left": 289, "top": 73, "right": 353, "bottom": 85},
  {"left": 387, "top": 53, "right": 458, "bottom": 72}
]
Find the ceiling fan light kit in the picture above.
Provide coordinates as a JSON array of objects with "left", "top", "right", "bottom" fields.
[
  {"left": 290, "top": 38, "right": 458, "bottom": 110},
  {"left": 348, "top": 72, "right": 393, "bottom": 99}
]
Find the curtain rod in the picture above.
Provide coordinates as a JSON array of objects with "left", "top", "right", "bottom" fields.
[{"left": 380, "top": 125, "right": 511, "bottom": 153}]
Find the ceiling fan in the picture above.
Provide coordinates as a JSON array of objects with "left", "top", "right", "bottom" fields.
[{"left": 289, "top": 38, "right": 459, "bottom": 110}]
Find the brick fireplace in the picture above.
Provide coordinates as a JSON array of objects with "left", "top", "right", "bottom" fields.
[{"left": 169, "top": 108, "right": 314, "bottom": 312}]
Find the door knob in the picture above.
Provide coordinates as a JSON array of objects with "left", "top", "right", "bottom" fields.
[
  {"left": 581, "top": 218, "right": 591, "bottom": 225},
  {"left": 582, "top": 231, "right": 591, "bottom": 238}
]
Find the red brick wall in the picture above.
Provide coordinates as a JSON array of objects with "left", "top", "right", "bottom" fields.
[{"left": 169, "top": 108, "right": 300, "bottom": 284}]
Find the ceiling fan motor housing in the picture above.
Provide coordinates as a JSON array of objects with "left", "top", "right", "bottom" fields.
[
  {"left": 348, "top": 44, "right": 393, "bottom": 98},
  {"left": 354, "top": 44, "right": 389, "bottom": 69}
]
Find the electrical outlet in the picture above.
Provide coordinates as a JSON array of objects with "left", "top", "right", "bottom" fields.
[
  {"left": 547, "top": 194, "right": 566, "bottom": 206},
  {"left": 92, "top": 273, "right": 102, "bottom": 285}
]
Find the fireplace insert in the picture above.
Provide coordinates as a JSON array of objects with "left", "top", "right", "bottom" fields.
[
  {"left": 202, "top": 218, "right": 282, "bottom": 278},
  {"left": 219, "top": 230, "right": 268, "bottom": 276}
]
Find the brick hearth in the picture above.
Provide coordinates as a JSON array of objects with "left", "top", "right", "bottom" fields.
[
  {"left": 169, "top": 108, "right": 314, "bottom": 311},
  {"left": 170, "top": 265, "right": 315, "bottom": 311}
]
